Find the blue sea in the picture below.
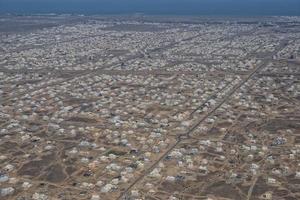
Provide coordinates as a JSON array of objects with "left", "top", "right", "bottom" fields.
[{"left": 0, "top": 0, "right": 299, "bottom": 16}]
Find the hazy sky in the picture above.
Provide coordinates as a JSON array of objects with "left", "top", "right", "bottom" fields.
[{"left": 0, "top": 0, "right": 299, "bottom": 15}]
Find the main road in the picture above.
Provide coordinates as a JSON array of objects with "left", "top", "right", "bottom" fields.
[{"left": 117, "top": 39, "right": 288, "bottom": 200}]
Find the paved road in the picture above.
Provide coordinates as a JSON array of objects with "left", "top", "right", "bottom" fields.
[{"left": 117, "top": 40, "right": 288, "bottom": 200}]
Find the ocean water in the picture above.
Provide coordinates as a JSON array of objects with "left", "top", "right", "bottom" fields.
[{"left": 0, "top": 0, "right": 299, "bottom": 16}]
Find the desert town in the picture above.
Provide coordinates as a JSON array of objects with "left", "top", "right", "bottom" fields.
[{"left": 0, "top": 15, "right": 300, "bottom": 200}]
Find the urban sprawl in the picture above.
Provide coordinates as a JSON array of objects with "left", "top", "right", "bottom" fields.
[{"left": 0, "top": 15, "right": 300, "bottom": 200}]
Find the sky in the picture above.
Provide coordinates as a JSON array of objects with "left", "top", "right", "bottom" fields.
[{"left": 0, "top": 0, "right": 299, "bottom": 16}]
